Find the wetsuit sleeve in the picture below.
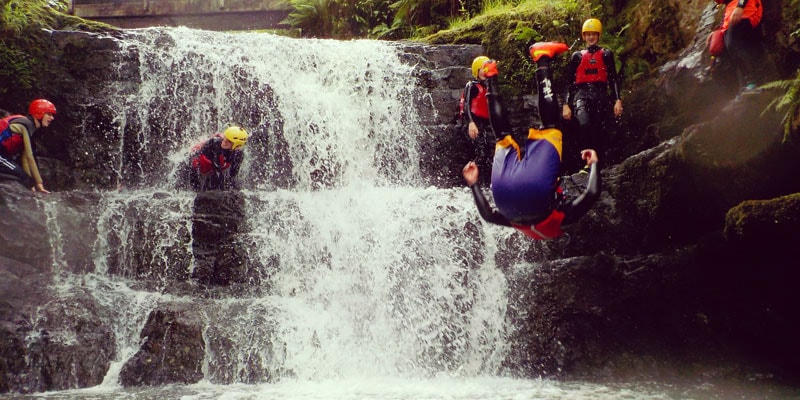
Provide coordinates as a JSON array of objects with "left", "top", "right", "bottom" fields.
[
  {"left": 463, "top": 81, "right": 479, "bottom": 124},
  {"left": 228, "top": 151, "right": 243, "bottom": 179},
  {"left": 11, "top": 123, "right": 43, "bottom": 185},
  {"left": 469, "top": 184, "right": 512, "bottom": 227},
  {"left": 199, "top": 138, "right": 223, "bottom": 170},
  {"left": 603, "top": 49, "right": 622, "bottom": 101},
  {"left": 564, "top": 51, "right": 582, "bottom": 106},
  {"left": 484, "top": 76, "right": 512, "bottom": 137},
  {"left": 560, "top": 162, "right": 602, "bottom": 226}
]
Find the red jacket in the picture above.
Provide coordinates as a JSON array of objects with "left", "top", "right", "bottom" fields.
[
  {"left": 510, "top": 210, "right": 566, "bottom": 240},
  {"left": 722, "top": 0, "right": 762, "bottom": 30}
]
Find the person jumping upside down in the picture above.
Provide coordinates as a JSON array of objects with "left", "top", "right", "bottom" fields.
[{"left": 462, "top": 42, "right": 602, "bottom": 240}]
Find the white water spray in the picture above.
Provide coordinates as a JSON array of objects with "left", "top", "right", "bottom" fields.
[{"left": 62, "top": 28, "right": 512, "bottom": 384}]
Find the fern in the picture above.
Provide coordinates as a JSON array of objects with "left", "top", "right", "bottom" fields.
[
  {"left": 281, "top": 0, "right": 333, "bottom": 37},
  {"left": 761, "top": 70, "right": 800, "bottom": 143}
]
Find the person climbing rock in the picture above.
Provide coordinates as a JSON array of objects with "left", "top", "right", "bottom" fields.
[
  {"left": 0, "top": 99, "right": 56, "bottom": 193},
  {"left": 462, "top": 42, "right": 602, "bottom": 240},
  {"left": 181, "top": 126, "right": 248, "bottom": 192}
]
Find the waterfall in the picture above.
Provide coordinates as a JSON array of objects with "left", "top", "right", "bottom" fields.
[
  {"left": 69, "top": 27, "right": 511, "bottom": 385},
  {"left": 107, "top": 27, "right": 425, "bottom": 191}
]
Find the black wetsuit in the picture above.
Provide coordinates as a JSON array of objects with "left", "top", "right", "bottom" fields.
[
  {"left": 183, "top": 136, "right": 243, "bottom": 192},
  {"left": 720, "top": 0, "right": 765, "bottom": 88},
  {"left": 564, "top": 45, "right": 622, "bottom": 166},
  {"left": 462, "top": 80, "right": 494, "bottom": 168}
]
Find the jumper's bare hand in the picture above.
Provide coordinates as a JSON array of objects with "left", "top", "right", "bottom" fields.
[
  {"left": 581, "top": 149, "right": 599, "bottom": 166},
  {"left": 462, "top": 161, "right": 479, "bottom": 186}
]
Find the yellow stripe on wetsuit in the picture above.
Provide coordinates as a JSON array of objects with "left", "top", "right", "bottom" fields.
[{"left": 495, "top": 128, "right": 563, "bottom": 161}]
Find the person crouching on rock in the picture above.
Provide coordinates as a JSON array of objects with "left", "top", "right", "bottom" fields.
[
  {"left": 181, "top": 126, "right": 248, "bottom": 192},
  {"left": 0, "top": 99, "right": 56, "bottom": 193}
]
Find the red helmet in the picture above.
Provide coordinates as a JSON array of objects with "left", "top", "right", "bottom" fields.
[{"left": 29, "top": 99, "right": 57, "bottom": 120}]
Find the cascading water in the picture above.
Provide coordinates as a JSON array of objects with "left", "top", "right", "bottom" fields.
[
  {"left": 55, "top": 27, "right": 514, "bottom": 388},
  {"left": 29, "top": 27, "right": 709, "bottom": 399}
]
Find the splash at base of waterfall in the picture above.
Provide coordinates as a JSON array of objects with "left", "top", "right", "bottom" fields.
[{"left": 16, "top": 376, "right": 800, "bottom": 400}]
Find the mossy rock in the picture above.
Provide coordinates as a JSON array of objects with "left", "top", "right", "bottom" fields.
[{"left": 724, "top": 193, "right": 800, "bottom": 245}]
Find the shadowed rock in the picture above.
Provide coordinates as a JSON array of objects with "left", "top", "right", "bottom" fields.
[{"left": 119, "top": 304, "right": 205, "bottom": 387}]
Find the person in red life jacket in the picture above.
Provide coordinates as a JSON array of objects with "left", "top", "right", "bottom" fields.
[
  {"left": 461, "top": 42, "right": 602, "bottom": 241},
  {"left": 183, "top": 126, "right": 248, "bottom": 192},
  {"left": 459, "top": 56, "right": 498, "bottom": 169},
  {"left": 0, "top": 99, "right": 56, "bottom": 193},
  {"left": 462, "top": 56, "right": 493, "bottom": 140},
  {"left": 713, "top": 0, "right": 765, "bottom": 93},
  {"left": 562, "top": 18, "right": 623, "bottom": 172}
]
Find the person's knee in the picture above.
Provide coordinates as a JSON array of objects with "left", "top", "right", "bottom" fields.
[{"left": 575, "top": 111, "right": 592, "bottom": 127}]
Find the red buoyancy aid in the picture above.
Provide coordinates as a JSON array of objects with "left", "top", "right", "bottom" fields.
[
  {"left": 192, "top": 154, "right": 226, "bottom": 175},
  {"left": 575, "top": 50, "right": 608, "bottom": 84},
  {"left": 510, "top": 209, "right": 566, "bottom": 240},
  {"left": 470, "top": 83, "right": 490, "bottom": 119},
  {"left": 191, "top": 134, "right": 232, "bottom": 175},
  {"left": 0, "top": 115, "right": 28, "bottom": 156}
]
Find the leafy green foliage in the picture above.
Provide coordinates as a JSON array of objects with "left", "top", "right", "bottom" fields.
[
  {"left": 0, "top": 0, "right": 64, "bottom": 98},
  {"left": 0, "top": 43, "right": 35, "bottom": 94},
  {"left": 281, "top": 0, "right": 334, "bottom": 37},
  {"left": 416, "top": 0, "right": 587, "bottom": 95},
  {"left": 1, "top": 0, "right": 61, "bottom": 34},
  {"left": 762, "top": 70, "right": 800, "bottom": 143},
  {"left": 281, "top": 0, "right": 491, "bottom": 39},
  {"left": 282, "top": 0, "right": 396, "bottom": 39}
]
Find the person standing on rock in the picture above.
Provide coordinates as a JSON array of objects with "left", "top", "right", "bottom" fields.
[
  {"left": 0, "top": 99, "right": 55, "bottom": 193},
  {"left": 462, "top": 42, "right": 601, "bottom": 240},
  {"left": 460, "top": 55, "right": 500, "bottom": 170},
  {"left": 712, "top": 0, "right": 765, "bottom": 93},
  {"left": 180, "top": 126, "right": 248, "bottom": 192},
  {"left": 562, "top": 18, "right": 623, "bottom": 173}
]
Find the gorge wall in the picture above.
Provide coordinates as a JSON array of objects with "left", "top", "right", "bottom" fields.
[{"left": 1, "top": 2, "right": 800, "bottom": 393}]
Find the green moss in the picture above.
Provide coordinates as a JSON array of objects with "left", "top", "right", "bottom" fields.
[
  {"left": 724, "top": 193, "right": 800, "bottom": 240},
  {"left": 1, "top": 0, "right": 60, "bottom": 33},
  {"left": 0, "top": 0, "right": 117, "bottom": 106},
  {"left": 417, "top": 0, "right": 619, "bottom": 96},
  {"left": 0, "top": 42, "right": 35, "bottom": 94}
]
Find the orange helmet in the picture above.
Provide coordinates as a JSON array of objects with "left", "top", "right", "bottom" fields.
[{"left": 29, "top": 99, "right": 56, "bottom": 120}]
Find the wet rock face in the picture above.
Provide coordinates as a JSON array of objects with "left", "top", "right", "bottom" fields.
[
  {"left": 29, "top": 291, "right": 117, "bottom": 391},
  {"left": 0, "top": 183, "right": 115, "bottom": 393},
  {"left": 119, "top": 305, "right": 205, "bottom": 387},
  {"left": 191, "top": 190, "right": 255, "bottom": 287},
  {"left": 26, "top": 31, "right": 507, "bottom": 191},
  {"left": 0, "top": 183, "right": 51, "bottom": 268},
  {"left": 1, "top": 13, "right": 800, "bottom": 394}
]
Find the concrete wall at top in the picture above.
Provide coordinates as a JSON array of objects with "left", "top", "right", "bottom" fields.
[{"left": 69, "top": 0, "right": 291, "bottom": 30}]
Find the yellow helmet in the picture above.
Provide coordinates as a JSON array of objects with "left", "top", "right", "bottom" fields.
[
  {"left": 471, "top": 56, "right": 491, "bottom": 79},
  {"left": 223, "top": 126, "right": 248, "bottom": 150},
  {"left": 582, "top": 18, "right": 602, "bottom": 36}
]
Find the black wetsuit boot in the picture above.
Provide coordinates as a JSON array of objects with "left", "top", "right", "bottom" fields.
[
  {"left": 535, "top": 56, "right": 560, "bottom": 129},
  {"left": 485, "top": 74, "right": 514, "bottom": 140}
]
